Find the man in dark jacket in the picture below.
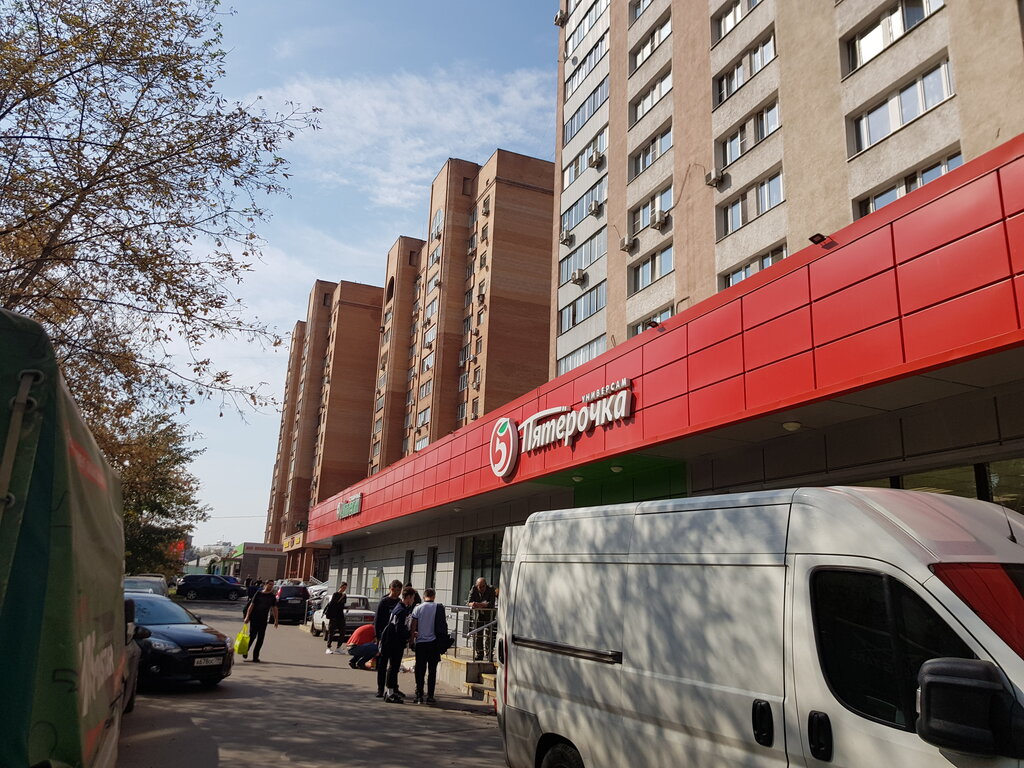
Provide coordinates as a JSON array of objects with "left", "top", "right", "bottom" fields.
[
  {"left": 380, "top": 586, "right": 417, "bottom": 703},
  {"left": 467, "top": 576, "right": 496, "bottom": 661},
  {"left": 374, "top": 580, "right": 404, "bottom": 698},
  {"left": 243, "top": 580, "right": 278, "bottom": 662}
]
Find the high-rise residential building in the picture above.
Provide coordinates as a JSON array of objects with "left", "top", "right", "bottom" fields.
[
  {"left": 371, "top": 149, "right": 555, "bottom": 472},
  {"left": 265, "top": 279, "right": 383, "bottom": 579},
  {"left": 551, "top": 0, "right": 1024, "bottom": 376}
]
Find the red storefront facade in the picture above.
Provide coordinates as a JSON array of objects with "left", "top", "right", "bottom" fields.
[{"left": 309, "top": 134, "right": 1024, "bottom": 601}]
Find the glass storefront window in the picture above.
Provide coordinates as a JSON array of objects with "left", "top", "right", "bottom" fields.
[
  {"left": 902, "top": 465, "right": 978, "bottom": 498},
  {"left": 455, "top": 533, "right": 503, "bottom": 605},
  {"left": 988, "top": 459, "right": 1024, "bottom": 515}
]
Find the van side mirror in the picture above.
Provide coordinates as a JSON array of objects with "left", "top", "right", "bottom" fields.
[{"left": 917, "top": 658, "right": 1024, "bottom": 758}]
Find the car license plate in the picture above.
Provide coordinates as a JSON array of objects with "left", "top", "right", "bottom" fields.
[
  {"left": 194, "top": 656, "right": 222, "bottom": 667},
  {"left": 286, "top": 598, "right": 299, "bottom": 603}
]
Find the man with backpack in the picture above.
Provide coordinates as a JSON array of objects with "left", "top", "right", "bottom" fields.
[
  {"left": 378, "top": 585, "right": 417, "bottom": 703},
  {"left": 410, "top": 588, "right": 450, "bottom": 704}
]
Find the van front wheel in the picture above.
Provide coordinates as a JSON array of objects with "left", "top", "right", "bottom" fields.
[{"left": 541, "top": 743, "right": 584, "bottom": 768}]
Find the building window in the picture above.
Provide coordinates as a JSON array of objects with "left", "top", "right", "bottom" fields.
[
  {"left": 559, "top": 228, "right": 608, "bottom": 285},
  {"left": 419, "top": 379, "right": 432, "bottom": 399},
  {"left": 373, "top": 417, "right": 383, "bottom": 434},
  {"left": 374, "top": 394, "right": 385, "bottom": 412},
  {"left": 719, "top": 243, "right": 786, "bottom": 290},
  {"left": 563, "top": 126, "right": 608, "bottom": 188},
  {"left": 457, "top": 401, "right": 468, "bottom": 421},
  {"left": 404, "top": 410, "right": 413, "bottom": 429},
  {"left": 629, "top": 306, "right": 674, "bottom": 337},
  {"left": 714, "top": 32, "right": 774, "bottom": 106},
  {"left": 471, "top": 398, "right": 479, "bottom": 418},
  {"left": 713, "top": 0, "right": 759, "bottom": 42},
  {"left": 755, "top": 100, "right": 780, "bottom": 141},
  {"left": 629, "top": 245, "right": 674, "bottom": 295},
  {"left": 458, "top": 372, "right": 469, "bottom": 392},
  {"left": 633, "top": 70, "right": 672, "bottom": 123},
  {"left": 371, "top": 441, "right": 381, "bottom": 457},
  {"left": 474, "top": 337, "right": 483, "bottom": 354},
  {"left": 406, "top": 369, "right": 415, "bottom": 386},
  {"left": 566, "top": 0, "right": 610, "bottom": 56},
  {"left": 564, "top": 75, "right": 609, "bottom": 145},
  {"left": 631, "top": 186, "right": 673, "bottom": 234},
  {"left": 423, "top": 324, "right": 437, "bottom": 346},
  {"left": 757, "top": 172, "right": 783, "bottom": 214},
  {"left": 459, "top": 343, "right": 471, "bottom": 365},
  {"left": 421, "top": 352, "right": 434, "bottom": 372},
  {"left": 557, "top": 335, "right": 607, "bottom": 375},
  {"left": 559, "top": 281, "right": 608, "bottom": 334},
  {"left": 857, "top": 150, "right": 962, "bottom": 217},
  {"left": 566, "top": 32, "right": 608, "bottom": 98},
  {"left": 630, "top": 0, "right": 652, "bottom": 23},
  {"left": 462, "top": 316, "right": 472, "bottom": 335},
  {"left": 477, "top": 308, "right": 485, "bottom": 326},
  {"left": 429, "top": 209, "right": 443, "bottom": 241},
  {"left": 716, "top": 98, "right": 779, "bottom": 168},
  {"left": 847, "top": 0, "right": 945, "bottom": 73},
  {"left": 427, "top": 272, "right": 440, "bottom": 293},
  {"left": 414, "top": 434, "right": 429, "bottom": 451},
  {"left": 632, "top": 17, "right": 671, "bottom": 73},
  {"left": 630, "top": 125, "right": 672, "bottom": 179},
  {"left": 424, "top": 298, "right": 438, "bottom": 319},
  {"left": 561, "top": 175, "right": 608, "bottom": 233},
  {"left": 416, "top": 407, "right": 431, "bottom": 427},
  {"left": 853, "top": 61, "right": 954, "bottom": 153}
]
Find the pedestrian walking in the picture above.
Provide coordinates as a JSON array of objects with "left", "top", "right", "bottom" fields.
[
  {"left": 466, "top": 576, "right": 496, "bottom": 661},
  {"left": 243, "top": 579, "right": 279, "bottom": 662},
  {"left": 411, "top": 588, "right": 449, "bottom": 703},
  {"left": 379, "top": 586, "right": 417, "bottom": 703},
  {"left": 374, "top": 580, "right": 404, "bottom": 698},
  {"left": 324, "top": 582, "right": 348, "bottom": 654}
]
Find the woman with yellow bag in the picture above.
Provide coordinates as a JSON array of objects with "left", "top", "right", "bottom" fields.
[{"left": 242, "top": 580, "right": 279, "bottom": 662}]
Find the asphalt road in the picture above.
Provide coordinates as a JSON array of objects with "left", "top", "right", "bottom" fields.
[{"left": 118, "top": 601, "right": 505, "bottom": 768}]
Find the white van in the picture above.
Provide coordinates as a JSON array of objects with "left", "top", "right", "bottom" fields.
[{"left": 495, "top": 487, "right": 1024, "bottom": 768}]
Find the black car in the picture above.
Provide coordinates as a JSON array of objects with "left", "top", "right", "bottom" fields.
[
  {"left": 122, "top": 596, "right": 148, "bottom": 712},
  {"left": 274, "top": 584, "right": 310, "bottom": 623},
  {"left": 132, "top": 593, "right": 233, "bottom": 688},
  {"left": 177, "top": 574, "right": 243, "bottom": 601}
]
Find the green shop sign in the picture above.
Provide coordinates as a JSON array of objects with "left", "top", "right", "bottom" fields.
[{"left": 337, "top": 493, "right": 362, "bottom": 520}]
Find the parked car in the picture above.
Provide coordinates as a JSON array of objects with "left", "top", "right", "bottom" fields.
[
  {"left": 177, "top": 574, "right": 243, "bottom": 601},
  {"left": 122, "top": 597, "right": 148, "bottom": 712},
  {"left": 309, "top": 594, "right": 375, "bottom": 639},
  {"left": 131, "top": 592, "right": 233, "bottom": 688},
  {"left": 221, "top": 575, "right": 240, "bottom": 584},
  {"left": 274, "top": 583, "right": 310, "bottom": 623},
  {"left": 124, "top": 575, "right": 169, "bottom": 597}
]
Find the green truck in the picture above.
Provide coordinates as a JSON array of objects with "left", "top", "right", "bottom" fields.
[{"left": 0, "top": 310, "right": 128, "bottom": 768}]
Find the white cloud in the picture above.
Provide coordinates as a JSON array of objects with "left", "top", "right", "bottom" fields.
[{"left": 256, "top": 65, "right": 556, "bottom": 209}]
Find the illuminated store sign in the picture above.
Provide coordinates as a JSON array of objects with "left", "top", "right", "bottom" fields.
[{"left": 490, "top": 378, "right": 633, "bottom": 479}]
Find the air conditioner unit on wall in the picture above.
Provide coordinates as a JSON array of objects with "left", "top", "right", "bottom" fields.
[
  {"left": 587, "top": 200, "right": 602, "bottom": 216},
  {"left": 705, "top": 169, "right": 724, "bottom": 188},
  {"left": 472, "top": 328, "right": 480, "bottom": 336},
  {"left": 569, "top": 269, "right": 585, "bottom": 285},
  {"left": 619, "top": 236, "right": 635, "bottom": 252},
  {"left": 588, "top": 151, "right": 605, "bottom": 169},
  {"left": 559, "top": 230, "right": 574, "bottom": 246},
  {"left": 477, "top": 292, "right": 486, "bottom": 303},
  {"left": 553, "top": 9, "right": 567, "bottom": 26},
  {"left": 652, "top": 211, "right": 669, "bottom": 231}
]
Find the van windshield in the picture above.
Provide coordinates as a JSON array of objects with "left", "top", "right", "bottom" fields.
[{"left": 931, "top": 563, "right": 1024, "bottom": 660}]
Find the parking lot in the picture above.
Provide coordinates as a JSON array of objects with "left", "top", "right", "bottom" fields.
[{"left": 119, "top": 601, "right": 505, "bottom": 768}]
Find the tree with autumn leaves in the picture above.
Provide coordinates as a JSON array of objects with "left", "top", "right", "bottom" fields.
[{"left": 0, "top": 0, "right": 316, "bottom": 565}]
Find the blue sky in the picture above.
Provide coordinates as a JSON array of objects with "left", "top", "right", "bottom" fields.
[{"left": 185, "top": 2, "right": 558, "bottom": 545}]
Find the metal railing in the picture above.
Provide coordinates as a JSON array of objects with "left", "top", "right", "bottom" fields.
[{"left": 446, "top": 605, "right": 496, "bottom": 663}]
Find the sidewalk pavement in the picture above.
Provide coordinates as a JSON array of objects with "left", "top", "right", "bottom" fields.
[{"left": 118, "top": 603, "right": 504, "bottom": 768}]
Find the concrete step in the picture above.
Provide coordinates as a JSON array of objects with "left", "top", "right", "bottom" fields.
[
  {"left": 461, "top": 681, "right": 497, "bottom": 703},
  {"left": 480, "top": 672, "right": 496, "bottom": 687}
]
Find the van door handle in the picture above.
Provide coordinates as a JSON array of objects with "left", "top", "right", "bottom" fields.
[
  {"left": 807, "top": 710, "right": 833, "bottom": 761},
  {"left": 497, "top": 637, "right": 505, "bottom": 665},
  {"left": 751, "top": 699, "right": 774, "bottom": 747}
]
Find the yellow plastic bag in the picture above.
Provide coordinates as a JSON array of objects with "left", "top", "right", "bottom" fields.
[{"left": 234, "top": 624, "right": 250, "bottom": 656}]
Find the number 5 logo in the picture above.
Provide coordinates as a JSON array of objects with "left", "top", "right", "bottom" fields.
[{"left": 489, "top": 417, "right": 519, "bottom": 479}]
